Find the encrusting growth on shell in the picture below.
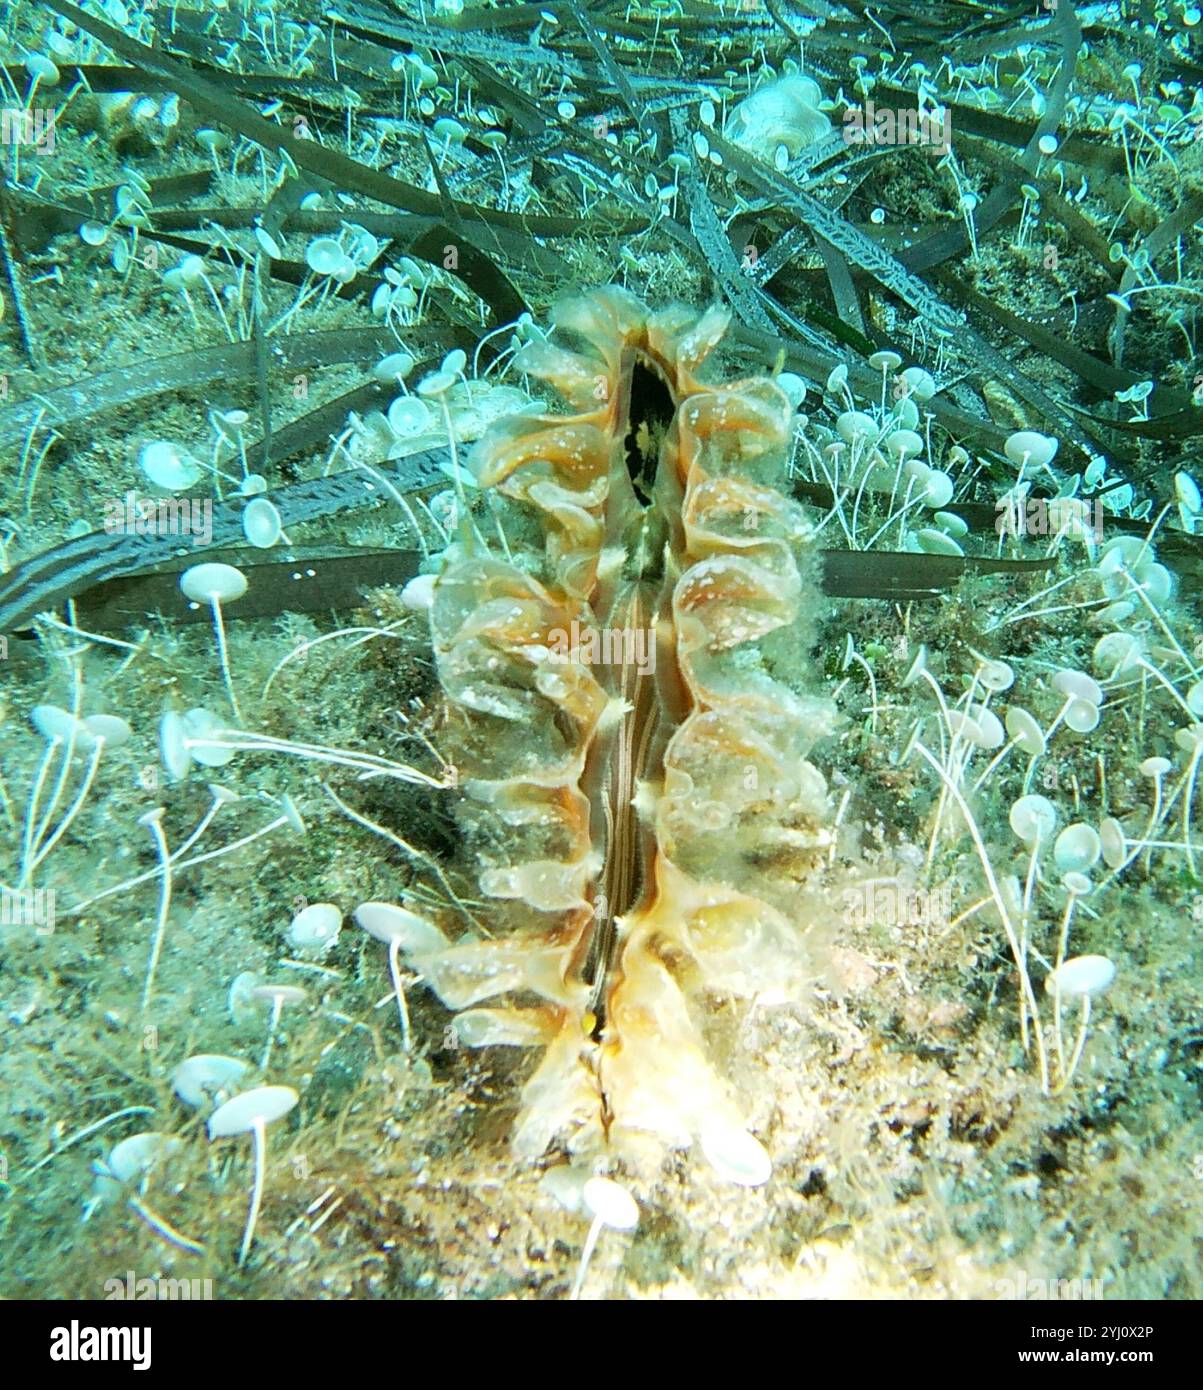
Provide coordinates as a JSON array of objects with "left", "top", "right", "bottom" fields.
[{"left": 412, "top": 288, "right": 835, "bottom": 1178}]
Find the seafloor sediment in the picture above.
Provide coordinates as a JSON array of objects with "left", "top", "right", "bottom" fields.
[{"left": 0, "top": 0, "right": 1201, "bottom": 1300}]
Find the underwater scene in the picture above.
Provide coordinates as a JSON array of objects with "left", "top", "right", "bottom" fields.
[{"left": 0, "top": 0, "right": 1201, "bottom": 1306}]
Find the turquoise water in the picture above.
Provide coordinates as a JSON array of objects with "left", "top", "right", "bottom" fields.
[{"left": 1, "top": 1, "right": 1201, "bottom": 1301}]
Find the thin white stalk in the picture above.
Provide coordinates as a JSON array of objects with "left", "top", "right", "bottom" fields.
[
  {"left": 238, "top": 1118, "right": 267, "bottom": 1267},
  {"left": 190, "top": 730, "right": 448, "bottom": 788},
  {"left": 65, "top": 812, "right": 289, "bottom": 917},
  {"left": 911, "top": 740, "right": 1049, "bottom": 1091},
  {"left": 140, "top": 811, "right": 174, "bottom": 1011},
  {"left": 387, "top": 938, "right": 412, "bottom": 1053}
]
